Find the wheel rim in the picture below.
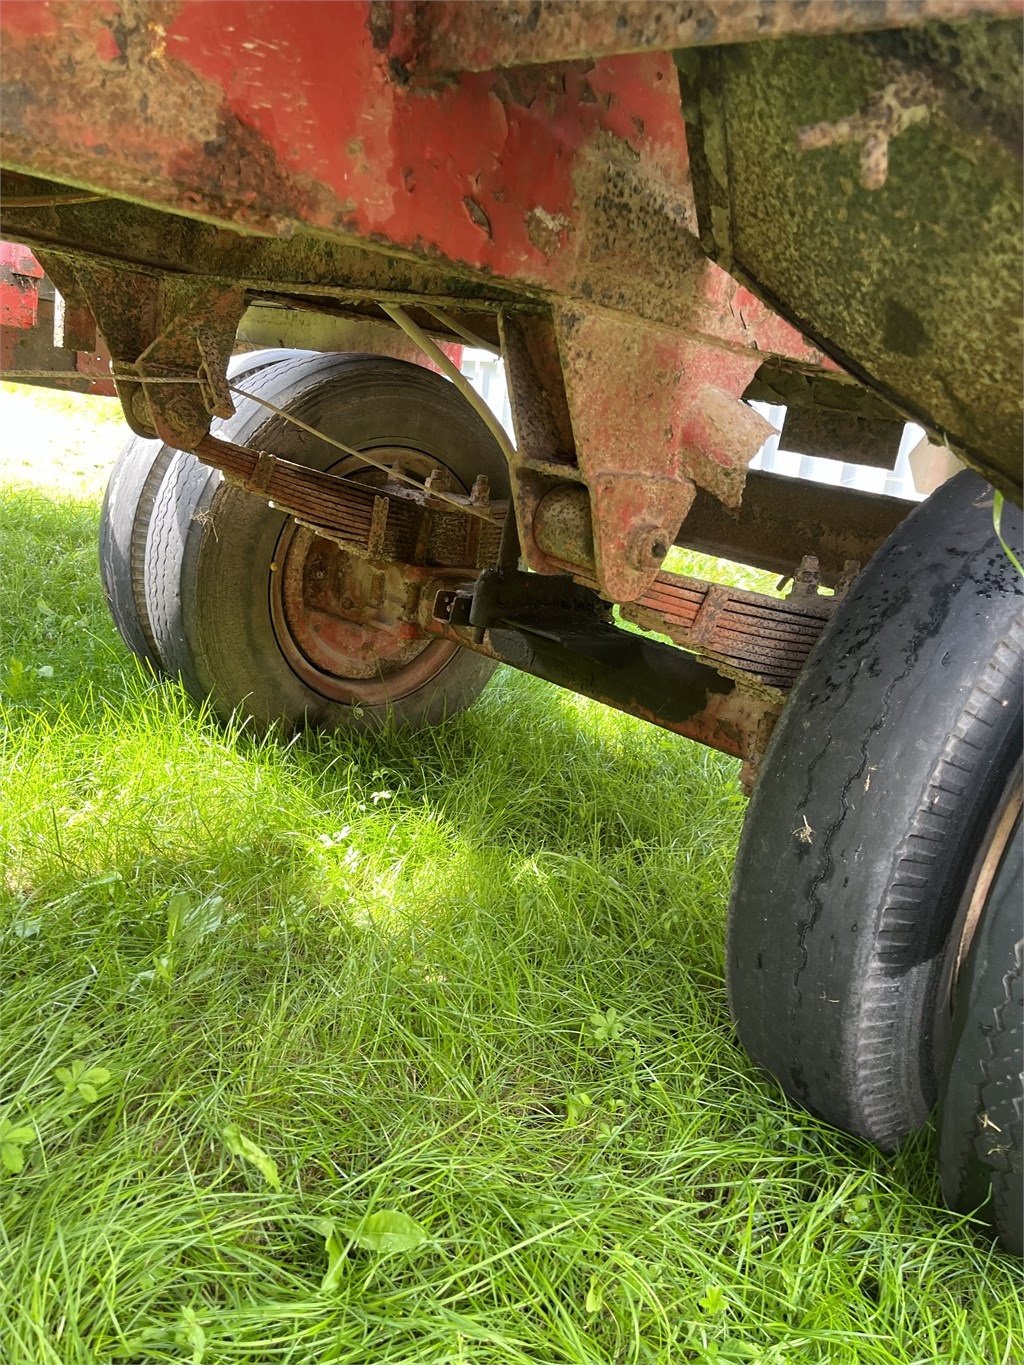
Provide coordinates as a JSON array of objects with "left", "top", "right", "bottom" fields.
[
  {"left": 269, "top": 445, "right": 460, "bottom": 705},
  {"left": 954, "top": 766, "right": 1023, "bottom": 990}
]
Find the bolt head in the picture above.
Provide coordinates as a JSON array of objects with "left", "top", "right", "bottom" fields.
[{"left": 629, "top": 526, "right": 672, "bottom": 571}]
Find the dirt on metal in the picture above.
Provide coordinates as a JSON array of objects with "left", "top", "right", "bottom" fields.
[{"left": 389, "top": 1, "right": 1016, "bottom": 74}]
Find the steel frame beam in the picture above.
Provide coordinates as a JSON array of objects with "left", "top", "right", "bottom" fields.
[{"left": 386, "top": 1, "right": 1012, "bottom": 74}]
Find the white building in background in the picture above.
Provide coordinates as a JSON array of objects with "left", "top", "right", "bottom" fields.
[{"left": 461, "top": 349, "right": 927, "bottom": 502}]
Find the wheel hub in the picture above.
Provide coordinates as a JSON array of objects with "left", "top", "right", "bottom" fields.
[{"left": 268, "top": 446, "right": 459, "bottom": 704}]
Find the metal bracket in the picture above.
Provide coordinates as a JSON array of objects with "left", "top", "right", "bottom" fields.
[{"left": 36, "top": 252, "right": 245, "bottom": 448}]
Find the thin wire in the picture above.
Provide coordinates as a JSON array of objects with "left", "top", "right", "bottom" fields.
[
  {"left": 421, "top": 306, "right": 501, "bottom": 357},
  {"left": 1, "top": 369, "right": 200, "bottom": 383},
  {"left": 227, "top": 379, "right": 503, "bottom": 524},
  {"left": 2, "top": 364, "right": 506, "bottom": 525},
  {"left": 3, "top": 193, "right": 104, "bottom": 207},
  {"left": 378, "top": 303, "right": 517, "bottom": 470}
]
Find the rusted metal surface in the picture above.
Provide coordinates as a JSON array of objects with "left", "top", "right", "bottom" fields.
[
  {"left": 534, "top": 484, "right": 594, "bottom": 567},
  {"left": 498, "top": 311, "right": 580, "bottom": 576},
  {"left": 237, "top": 305, "right": 463, "bottom": 372},
  {"left": 190, "top": 416, "right": 863, "bottom": 769},
  {"left": 1, "top": 0, "right": 996, "bottom": 606},
  {"left": 780, "top": 406, "right": 904, "bottom": 468},
  {"left": 0, "top": 1, "right": 843, "bottom": 586},
  {"left": 635, "top": 574, "right": 833, "bottom": 692},
  {"left": 424, "top": 569, "right": 780, "bottom": 763},
  {"left": 531, "top": 479, "right": 855, "bottom": 682},
  {"left": 52, "top": 282, "right": 98, "bottom": 353},
  {"left": 0, "top": 243, "right": 114, "bottom": 393},
  {"left": 515, "top": 305, "right": 776, "bottom": 602},
  {"left": 571, "top": 559, "right": 833, "bottom": 692},
  {"left": 745, "top": 363, "right": 902, "bottom": 420},
  {"left": 0, "top": 7, "right": 823, "bottom": 362},
  {"left": 194, "top": 434, "right": 503, "bottom": 571},
  {"left": 681, "top": 17, "right": 1024, "bottom": 498},
  {"left": 0, "top": 239, "right": 42, "bottom": 329},
  {"left": 745, "top": 361, "right": 907, "bottom": 467},
  {"left": 0, "top": 174, "right": 532, "bottom": 323},
  {"left": 197, "top": 426, "right": 833, "bottom": 701},
  {"left": 0, "top": 241, "right": 43, "bottom": 281},
  {"left": 388, "top": 1, "right": 1016, "bottom": 74},
  {"left": 499, "top": 305, "right": 779, "bottom": 602},
  {"left": 35, "top": 252, "right": 246, "bottom": 446},
  {"left": 0, "top": 296, "right": 111, "bottom": 395},
  {"left": 270, "top": 518, "right": 462, "bottom": 706},
  {"left": 197, "top": 419, "right": 786, "bottom": 759},
  {"left": 677, "top": 471, "right": 913, "bottom": 586}
]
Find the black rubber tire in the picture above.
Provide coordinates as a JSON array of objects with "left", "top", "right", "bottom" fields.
[
  {"left": 938, "top": 815, "right": 1023, "bottom": 1256},
  {"left": 99, "top": 430, "right": 175, "bottom": 670},
  {"left": 727, "top": 471, "right": 1023, "bottom": 1150},
  {"left": 99, "top": 350, "right": 307, "bottom": 672},
  {"left": 144, "top": 352, "right": 509, "bottom": 731}
]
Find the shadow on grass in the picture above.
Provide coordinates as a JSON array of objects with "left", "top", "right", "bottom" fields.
[
  {"left": 1, "top": 477, "right": 745, "bottom": 855},
  {"left": 2, "top": 479, "right": 748, "bottom": 1056}
]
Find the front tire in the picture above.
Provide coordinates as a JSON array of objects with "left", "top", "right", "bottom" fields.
[{"left": 727, "top": 472, "right": 1023, "bottom": 1150}]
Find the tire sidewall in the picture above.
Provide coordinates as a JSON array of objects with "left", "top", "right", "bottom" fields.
[
  {"left": 728, "top": 472, "right": 1024, "bottom": 1144},
  {"left": 157, "top": 354, "right": 508, "bottom": 729}
]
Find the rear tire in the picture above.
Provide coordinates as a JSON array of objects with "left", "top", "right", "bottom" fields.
[
  {"left": 99, "top": 350, "right": 307, "bottom": 672},
  {"left": 99, "top": 431, "right": 174, "bottom": 671},
  {"left": 143, "top": 352, "right": 508, "bottom": 732}
]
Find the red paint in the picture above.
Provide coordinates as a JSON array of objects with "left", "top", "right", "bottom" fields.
[
  {"left": 0, "top": 276, "right": 38, "bottom": 329},
  {"left": 1, "top": 2, "right": 822, "bottom": 365},
  {"left": 159, "top": 4, "right": 687, "bottom": 289},
  {"left": 0, "top": 242, "right": 44, "bottom": 278},
  {"left": 0, "top": 241, "right": 42, "bottom": 328},
  {"left": 1, "top": 0, "right": 60, "bottom": 39}
]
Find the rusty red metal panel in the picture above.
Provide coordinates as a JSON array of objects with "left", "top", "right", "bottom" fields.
[
  {"left": 0, "top": 241, "right": 43, "bottom": 278},
  {"left": 0, "top": 240, "right": 43, "bottom": 328},
  {"left": 0, "top": 1, "right": 820, "bottom": 367},
  {"left": 0, "top": 296, "right": 115, "bottom": 395},
  {"left": 0, "top": 273, "right": 38, "bottom": 329},
  {"left": 551, "top": 306, "right": 774, "bottom": 600},
  {"left": 0, "top": 239, "right": 115, "bottom": 392}
]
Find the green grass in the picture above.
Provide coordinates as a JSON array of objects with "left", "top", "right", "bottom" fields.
[{"left": 0, "top": 388, "right": 1021, "bottom": 1365}]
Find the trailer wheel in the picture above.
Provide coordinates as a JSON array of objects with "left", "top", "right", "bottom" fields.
[
  {"left": 141, "top": 352, "right": 508, "bottom": 731},
  {"left": 100, "top": 350, "right": 307, "bottom": 673},
  {"left": 727, "top": 472, "right": 1023, "bottom": 1150},
  {"left": 99, "top": 431, "right": 174, "bottom": 670},
  {"left": 938, "top": 796, "right": 1022, "bottom": 1256}
]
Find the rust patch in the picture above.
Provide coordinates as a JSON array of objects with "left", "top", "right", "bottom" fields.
[
  {"left": 525, "top": 205, "right": 570, "bottom": 257},
  {"left": 169, "top": 101, "right": 325, "bottom": 232},
  {"left": 551, "top": 303, "right": 774, "bottom": 599},
  {"left": 1, "top": 0, "right": 353, "bottom": 239}
]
